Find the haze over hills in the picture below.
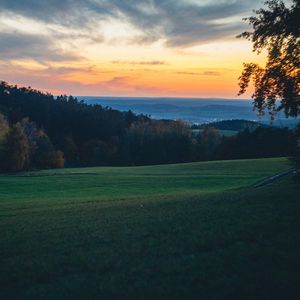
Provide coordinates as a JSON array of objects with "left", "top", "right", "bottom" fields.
[{"left": 81, "top": 97, "right": 299, "bottom": 128}]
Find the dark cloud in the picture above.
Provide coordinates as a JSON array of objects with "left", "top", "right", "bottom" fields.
[
  {"left": 0, "top": 0, "right": 260, "bottom": 48},
  {"left": 0, "top": 32, "right": 81, "bottom": 62},
  {"left": 107, "top": 0, "right": 257, "bottom": 47}
]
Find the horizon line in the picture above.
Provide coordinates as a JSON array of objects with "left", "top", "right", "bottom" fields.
[{"left": 75, "top": 96, "right": 252, "bottom": 101}]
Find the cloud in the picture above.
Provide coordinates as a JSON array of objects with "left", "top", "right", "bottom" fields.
[
  {"left": 0, "top": 31, "right": 81, "bottom": 63},
  {"left": 0, "top": 62, "right": 166, "bottom": 96},
  {"left": 0, "top": 0, "right": 261, "bottom": 48},
  {"left": 176, "top": 71, "right": 199, "bottom": 76},
  {"left": 112, "top": 60, "right": 167, "bottom": 66},
  {"left": 0, "top": 0, "right": 260, "bottom": 96},
  {"left": 107, "top": 0, "right": 257, "bottom": 47},
  {"left": 176, "top": 70, "right": 221, "bottom": 76},
  {"left": 101, "top": 76, "right": 165, "bottom": 95},
  {"left": 202, "top": 71, "right": 221, "bottom": 76}
]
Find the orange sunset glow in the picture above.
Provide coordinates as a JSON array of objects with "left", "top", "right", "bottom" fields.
[{"left": 0, "top": 1, "right": 267, "bottom": 97}]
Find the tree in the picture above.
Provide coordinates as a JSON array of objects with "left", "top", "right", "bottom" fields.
[
  {"left": 20, "top": 117, "right": 45, "bottom": 168},
  {"left": 0, "top": 113, "right": 9, "bottom": 143},
  {"left": 198, "top": 127, "right": 222, "bottom": 160},
  {"left": 238, "top": 0, "right": 300, "bottom": 177},
  {"left": 34, "top": 136, "right": 65, "bottom": 169},
  {"left": 238, "top": 0, "right": 300, "bottom": 118},
  {"left": 36, "top": 150, "right": 65, "bottom": 169},
  {"left": 0, "top": 113, "right": 9, "bottom": 170},
  {"left": 53, "top": 135, "right": 79, "bottom": 167},
  {"left": 81, "top": 140, "right": 112, "bottom": 166},
  {"left": 2, "top": 124, "right": 29, "bottom": 172},
  {"left": 216, "top": 127, "right": 298, "bottom": 160}
]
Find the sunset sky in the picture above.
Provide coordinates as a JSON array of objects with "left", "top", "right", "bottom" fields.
[{"left": 0, "top": 0, "right": 268, "bottom": 98}]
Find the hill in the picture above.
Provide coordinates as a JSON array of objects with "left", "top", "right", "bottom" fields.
[
  {"left": 1, "top": 157, "right": 299, "bottom": 299},
  {"left": 1, "top": 82, "right": 298, "bottom": 171},
  {"left": 83, "top": 97, "right": 300, "bottom": 128}
]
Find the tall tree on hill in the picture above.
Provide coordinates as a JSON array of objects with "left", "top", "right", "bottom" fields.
[{"left": 238, "top": 0, "right": 300, "bottom": 176}]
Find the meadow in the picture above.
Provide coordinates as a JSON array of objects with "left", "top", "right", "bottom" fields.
[{"left": 0, "top": 157, "right": 299, "bottom": 299}]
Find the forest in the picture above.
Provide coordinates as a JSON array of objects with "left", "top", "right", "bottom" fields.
[{"left": 0, "top": 81, "right": 299, "bottom": 172}]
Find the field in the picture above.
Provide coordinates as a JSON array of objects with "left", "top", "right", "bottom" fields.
[{"left": 0, "top": 157, "right": 299, "bottom": 299}]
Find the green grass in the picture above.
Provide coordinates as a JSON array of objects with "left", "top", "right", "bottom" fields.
[
  {"left": 0, "top": 157, "right": 290, "bottom": 203},
  {"left": 0, "top": 157, "right": 299, "bottom": 299}
]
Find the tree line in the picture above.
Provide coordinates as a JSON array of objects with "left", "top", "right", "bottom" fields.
[{"left": 0, "top": 81, "right": 299, "bottom": 172}]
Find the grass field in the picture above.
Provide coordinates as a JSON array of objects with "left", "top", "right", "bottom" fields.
[{"left": 0, "top": 157, "right": 299, "bottom": 299}]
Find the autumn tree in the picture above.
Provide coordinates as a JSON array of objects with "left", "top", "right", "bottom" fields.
[
  {"left": 3, "top": 123, "right": 29, "bottom": 172},
  {"left": 34, "top": 136, "right": 65, "bottom": 169}
]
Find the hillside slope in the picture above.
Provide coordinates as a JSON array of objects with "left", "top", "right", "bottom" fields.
[{"left": 0, "top": 158, "right": 299, "bottom": 299}]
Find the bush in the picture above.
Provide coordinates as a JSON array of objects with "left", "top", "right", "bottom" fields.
[{"left": 36, "top": 150, "right": 64, "bottom": 169}]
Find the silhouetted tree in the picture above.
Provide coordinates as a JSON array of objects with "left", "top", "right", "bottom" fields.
[
  {"left": 216, "top": 127, "right": 298, "bottom": 160},
  {"left": 198, "top": 127, "right": 222, "bottom": 160},
  {"left": 238, "top": 0, "right": 300, "bottom": 118},
  {"left": 238, "top": 0, "right": 300, "bottom": 176},
  {"left": 81, "top": 140, "right": 112, "bottom": 166},
  {"left": 123, "top": 120, "right": 193, "bottom": 165}
]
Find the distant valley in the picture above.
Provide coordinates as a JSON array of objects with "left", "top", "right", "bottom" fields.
[{"left": 82, "top": 97, "right": 299, "bottom": 128}]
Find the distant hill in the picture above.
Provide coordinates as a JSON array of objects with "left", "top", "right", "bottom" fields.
[
  {"left": 81, "top": 97, "right": 300, "bottom": 128},
  {"left": 196, "top": 119, "right": 263, "bottom": 131}
]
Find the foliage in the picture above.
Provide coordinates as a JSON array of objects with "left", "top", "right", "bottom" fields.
[
  {"left": 2, "top": 123, "right": 29, "bottom": 172},
  {"left": 197, "top": 127, "right": 222, "bottom": 160},
  {"left": 35, "top": 150, "right": 65, "bottom": 169},
  {"left": 122, "top": 120, "right": 194, "bottom": 165},
  {"left": 0, "top": 81, "right": 298, "bottom": 172},
  {"left": 238, "top": 0, "right": 300, "bottom": 118},
  {"left": 0, "top": 114, "right": 9, "bottom": 169},
  {"left": 34, "top": 136, "right": 65, "bottom": 169},
  {"left": 53, "top": 135, "right": 79, "bottom": 167},
  {"left": 0, "top": 113, "right": 9, "bottom": 143},
  {"left": 195, "top": 119, "right": 260, "bottom": 131},
  {"left": 81, "top": 140, "right": 113, "bottom": 167},
  {"left": 217, "top": 126, "right": 297, "bottom": 160}
]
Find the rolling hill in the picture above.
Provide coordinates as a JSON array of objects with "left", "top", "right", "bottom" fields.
[{"left": 0, "top": 158, "right": 299, "bottom": 299}]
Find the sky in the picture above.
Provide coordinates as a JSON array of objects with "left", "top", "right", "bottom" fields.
[{"left": 0, "top": 0, "right": 268, "bottom": 98}]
